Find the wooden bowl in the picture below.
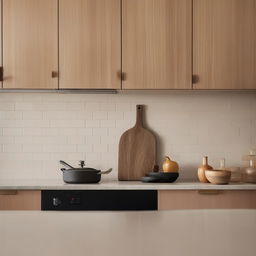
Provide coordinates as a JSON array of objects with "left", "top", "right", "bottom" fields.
[{"left": 205, "top": 170, "right": 231, "bottom": 185}]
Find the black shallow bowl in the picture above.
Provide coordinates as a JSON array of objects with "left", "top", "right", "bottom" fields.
[
  {"left": 141, "top": 176, "right": 160, "bottom": 183},
  {"left": 148, "top": 172, "right": 179, "bottom": 183}
]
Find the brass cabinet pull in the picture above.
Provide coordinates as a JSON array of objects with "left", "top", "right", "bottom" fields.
[
  {"left": 0, "top": 66, "right": 3, "bottom": 81},
  {"left": 117, "top": 71, "right": 127, "bottom": 81},
  {"left": 192, "top": 74, "right": 199, "bottom": 84},
  {"left": 51, "top": 71, "right": 58, "bottom": 78},
  {"left": 0, "top": 190, "right": 18, "bottom": 195},
  {"left": 198, "top": 190, "right": 221, "bottom": 195}
]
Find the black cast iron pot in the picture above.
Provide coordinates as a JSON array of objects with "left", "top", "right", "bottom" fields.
[{"left": 60, "top": 160, "right": 112, "bottom": 184}]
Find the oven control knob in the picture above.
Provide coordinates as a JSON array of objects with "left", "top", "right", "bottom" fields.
[{"left": 53, "top": 197, "right": 61, "bottom": 206}]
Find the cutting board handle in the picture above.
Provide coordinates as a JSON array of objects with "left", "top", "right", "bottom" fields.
[{"left": 135, "top": 105, "right": 143, "bottom": 127}]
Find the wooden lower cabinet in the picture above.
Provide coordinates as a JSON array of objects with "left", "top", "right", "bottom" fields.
[
  {"left": 158, "top": 190, "right": 256, "bottom": 210},
  {"left": 0, "top": 190, "right": 41, "bottom": 210},
  {"left": 1, "top": 190, "right": 256, "bottom": 211}
]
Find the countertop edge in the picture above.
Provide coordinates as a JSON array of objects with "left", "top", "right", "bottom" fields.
[{"left": 0, "top": 181, "right": 256, "bottom": 191}]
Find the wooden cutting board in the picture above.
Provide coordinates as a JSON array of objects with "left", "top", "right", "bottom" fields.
[{"left": 118, "top": 105, "right": 156, "bottom": 181}]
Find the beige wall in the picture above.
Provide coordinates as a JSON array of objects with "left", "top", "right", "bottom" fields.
[
  {"left": 0, "top": 91, "right": 255, "bottom": 180},
  {"left": 0, "top": 210, "right": 256, "bottom": 256}
]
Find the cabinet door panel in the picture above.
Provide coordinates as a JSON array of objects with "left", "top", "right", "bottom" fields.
[
  {"left": 158, "top": 190, "right": 256, "bottom": 210},
  {"left": 0, "top": 191, "right": 41, "bottom": 210},
  {"left": 0, "top": 1, "right": 2, "bottom": 88},
  {"left": 122, "top": 0, "right": 192, "bottom": 89},
  {"left": 193, "top": 0, "right": 256, "bottom": 89},
  {"left": 3, "top": 0, "right": 58, "bottom": 89},
  {"left": 59, "top": 0, "right": 121, "bottom": 89}
]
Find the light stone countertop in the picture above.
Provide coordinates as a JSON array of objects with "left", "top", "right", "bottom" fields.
[{"left": 0, "top": 179, "right": 256, "bottom": 190}]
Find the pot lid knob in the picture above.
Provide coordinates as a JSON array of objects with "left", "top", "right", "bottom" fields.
[{"left": 79, "top": 160, "right": 85, "bottom": 168}]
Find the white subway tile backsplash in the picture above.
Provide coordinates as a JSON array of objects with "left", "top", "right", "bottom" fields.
[
  {"left": 92, "top": 128, "right": 108, "bottom": 136},
  {"left": 22, "top": 111, "right": 43, "bottom": 120},
  {"left": 42, "top": 102, "right": 69, "bottom": 111},
  {"left": 42, "top": 144, "right": 76, "bottom": 153},
  {"left": 0, "top": 120, "right": 18, "bottom": 127},
  {"left": 108, "top": 127, "right": 126, "bottom": 137},
  {"left": 19, "top": 120, "right": 50, "bottom": 128},
  {"left": 3, "top": 144, "right": 22, "bottom": 153},
  {"left": 0, "top": 152, "right": 51, "bottom": 161},
  {"left": 22, "top": 127, "right": 44, "bottom": 136},
  {"left": 115, "top": 102, "right": 132, "bottom": 111},
  {"left": 43, "top": 111, "right": 78, "bottom": 120},
  {"left": 0, "top": 91, "right": 255, "bottom": 180},
  {"left": 50, "top": 120, "right": 84, "bottom": 128},
  {"left": 42, "top": 128, "right": 60, "bottom": 136},
  {"left": 66, "top": 102, "right": 85, "bottom": 111},
  {"left": 100, "top": 136, "right": 119, "bottom": 145},
  {"left": 15, "top": 102, "right": 39, "bottom": 111},
  {"left": 23, "top": 144, "right": 43, "bottom": 153},
  {"left": 77, "top": 144, "right": 93, "bottom": 153},
  {"left": 85, "top": 102, "right": 100, "bottom": 111},
  {"left": 93, "top": 144, "right": 108, "bottom": 153},
  {"left": 100, "top": 120, "right": 116, "bottom": 128},
  {"left": 85, "top": 152, "right": 102, "bottom": 162},
  {"left": 115, "top": 120, "right": 133, "bottom": 128},
  {"left": 99, "top": 102, "right": 116, "bottom": 111},
  {"left": 85, "top": 135, "right": 101, "bottom": 145},
  {"left": 108, "top": 111, "right": 124, "bottom": 120},
  {"left": 93, "top": 111, "right": 108, "bottom": 120},
  {"left": 67, "top": 135, "right": 86, "bottom": 145},
  {"left": 58, "top": 128, "right": 92, "bottom": 136},
  {"left": 0, "top": 136, "right": 15, "bottom": 144},
  {"left": 15, "top": 136, "right": 66, "bottom": 145},
  {"left": 0, "top": 102, "right": 15, "bottom": 111},
  {"left": 85, "top": 120, "right": 101, "bottom": 128},
  {"left": 3, "top": 128, "right": 22, "bottom": 136},
  {"left": 0, "top": 111, "right": 22, "bottom": 120}
]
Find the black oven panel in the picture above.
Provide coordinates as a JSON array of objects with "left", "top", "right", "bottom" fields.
[{"left": 41, "top": 190, "right": 157, "bottom": 211}]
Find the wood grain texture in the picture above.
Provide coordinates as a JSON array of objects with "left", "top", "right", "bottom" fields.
[
  {"left": 3, "top": 0, "right": 58, "bottom": 89},
  {"left": 59, "top": 0, "right": 121, "bottom": 89},
  {"left": 122, "top": 0, "right": 192, "bottom": 89},
  {"left": 193, "top": 0, "right": 256, "bottom": 89},
  {"left": 0, "top": 1, "right": 2, "bottom": 88},
  {"left": 0, "top": 190, "right": 41, "bottom": 210},
  {"left": 158, "top": 190, "right": 256, "bottom": 210},
  {"left": 118, "top": 105, "right": 156, "bottom": 181}
]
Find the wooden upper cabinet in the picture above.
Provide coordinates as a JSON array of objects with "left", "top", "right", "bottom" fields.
[
  {"left": 193, "top": 0, "right": 256, "bottom": 90},
  {"left": 2, "top": 0, "right": 58, "bottom": 89},
  {"left": 59, "top": 0, "right": 121, "bottom": 89},
  {"left": 122, "top": 0, "right": 192, "bottom": 89}
]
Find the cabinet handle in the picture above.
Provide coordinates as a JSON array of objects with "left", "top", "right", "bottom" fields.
[
  {"left": 0, "top": 67, "right": 3, "bottom": 81},
  {"left": 0, "top": 190, "right": 18, "bottom": 195},
  {"left": 118, "top": 71, "right": 127, "bottom": 81},
  {"left": 192, "top": 74, "right": 199, "bottom": 84},
  {"left": 198, "top": 190, "right": 220, "bottom": 195},
  {"left": 51, "top": 71, "right": 58, "bottom": 78}
]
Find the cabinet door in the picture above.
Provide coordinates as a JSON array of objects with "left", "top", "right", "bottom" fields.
[
  {"left": 0, "top": 1, "right": 2, "bottom": 88},
  {"left": 0, "top": 190, "right": 41, "bottom": 210},
  {"left": 122, "top": 0, "right": 192, "bottom": 89},
  {"left": 193, "top": 0, "right": 256, "bottom": 89},
  {"left": 158, "top": 190, "right": 256, "bottom": 210},
  {"left": 3, "top": 0, "right": 58, "bottom": 89},
  {"left": 59, "top": 0, "right": 121, "bottom": 89}
]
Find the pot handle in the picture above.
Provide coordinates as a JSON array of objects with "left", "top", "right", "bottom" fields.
[
  {"left": 60, "top": 160, "right": 74, "bottom": 169},
  {"left": 98, "top": 168, "right": 112, "bottom": 175}
]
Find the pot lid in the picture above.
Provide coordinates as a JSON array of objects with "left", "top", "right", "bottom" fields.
[{"left": 60, "top": 160, "right": 99, "bottom": 172}]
